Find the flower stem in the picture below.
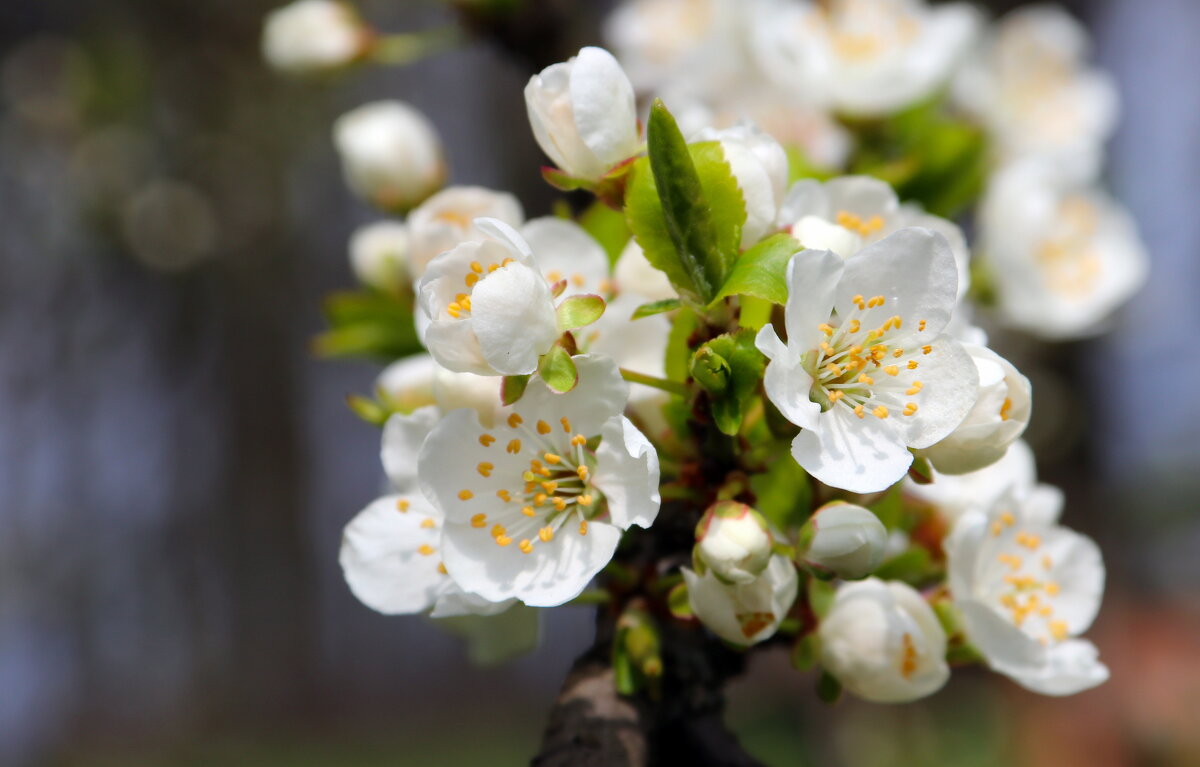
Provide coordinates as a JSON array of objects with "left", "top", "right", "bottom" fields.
[{"left": 619, "top": 368, "right": 688, "bottom": 396}]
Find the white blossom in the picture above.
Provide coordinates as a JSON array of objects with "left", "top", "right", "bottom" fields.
[
  {"left": 804, "top": 501, "right": 887, "bottom": 579},
  {"left": 819, "top": 578, "right": 950, "bottom": 702},
  {"left": 945, "top": 487, "right": 1108, "bottom": 695},
  {"left": 684, "top": 553, "right": 798, "bottom": 646},
  {"left": 262, "top": 0, "right": 367, "bottom": 75},
  {"left": 979, "top": 161, "right": 1147, "bottom": 339},
  {"left": 694, "top": 502, "right": 773, "bottom": 585},
  {"left": 753, "top": 0, "right": 981, "bottom": 117},
  {"left": 349, "top": 220, "right": 409, "bottom": 291},
  {"left": 525, "top": 47, "right": 641, "bottom": 182},
  {"left": 904, "top": 439, "right": 1039, "bottom": 525},
  {"left": 758, "top": 229, "right": 979, "bottom": 493},
  {"left": 953, "top": 5, "right": 1117, "bottom": 179},
  {"left": 407, "top": 186, "right": 525, "bottom": 280},
  {"left": 779, "top": 175, "right": 971, "bottom": 298},
  {"left": 376, "top": 353, "right": 437, "bottom": 415},
  {"left": 416, "top": 218, "right": 560, "bottom": 377},
  {"left": 418, "top": 355, "right": 660, "bottom": 607},
  {"left": 333, "top": 100, "right": 446, "bottom": 212},
  {"left": 918, "top": 344, "right": 1031, "bottom": 475},
  {"left": 614, "top": 239, "right": 676, "bottom": 302},
  {"left": 520, "top": 217, "right": 613, "bottom": 298},
  {"left": 695, "top": 123, "right": 789, "bottom": 248}
]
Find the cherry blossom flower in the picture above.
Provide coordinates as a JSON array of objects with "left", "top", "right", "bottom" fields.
[
  {"left": 684, "top": 553, "right": 798, "bottom": 646},
  {"left": 407, "top": 186, "right": 524, "bottom": 281},
  {"left": 804, "top": 501, "right": 888, "bottom": 579},
  {"left": 262, "top": 0, "right": 367, "bottom": 76},
  {"left": 333, "top": 100, "right": 446, "bottom": 212}
]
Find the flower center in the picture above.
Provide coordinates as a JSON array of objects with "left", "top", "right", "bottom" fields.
[
  {"left": 448, "top": 257, "right": 515, "bottom": 317},
  {"left": 805, "top": 294, "right": 930, "bottom": 420},
  {"left": 464, "top": 413, "right": 599, "bottom": 555},
  {"left": 988, "top": 510, "right": 1068, "bottom": 646},
  {"left": 1035, "top": 196, "right": 1102, "bottom": 299}
]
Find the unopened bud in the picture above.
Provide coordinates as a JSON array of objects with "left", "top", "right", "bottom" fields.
[
  {"left": 803, "top": 502, "right": 887, "bottom": 580},
  {"left": 695, "top": 501, "right": 772, "bottom": 584}
]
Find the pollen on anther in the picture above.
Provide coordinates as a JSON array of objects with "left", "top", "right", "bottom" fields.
[
  {"left": 522, "top": 506, "right": 536, "bottom": 517},
  {"left": 477, "top": 462, "right": 493, "bottom": 477},
  {"left": 922, "top": 345, "right": 932, "bottom": 355},
  {"left": 506, "top": 439, "right": 521, "bottom": 454},
  {"left": 857, "top": 373, "right": 874, "bottom": 385},
  {"left": 508, "top": 413, "right": 523, "bottom": 428},
  {"left": 539, "top": 526, "right": 554, "bottom": 542},
  {"left": 907, "top": 360, "right": 919, "bottom": 370},
  {"left": 553, "top": 497, "right": 567, "bottom": 511},
  {"left": 470, "top": 514, "right": 487, "bottom": 528},
  {"left": 903, "top": 403, "right": 918, "bottom": 416},
  {"left": 544, "top": 452, "right": 562, "bottom": 464},
  {"left": 828, "top": 390, "right": 845, "bottom": 403},
  {"left": 541, "top": 481, "right": 558, "bottom": 493},
  {"left": 479, "top": 433, "right": 495, "bottom": 447},
  {"left": 853, "top": 294, "right": 865, "bottom": 309},
  {"left": 417, "top": 544, "right": 435, "bottom": 556},
  {"left": 854, "top": 404, "right": 865, "bottom": 418},
  {"left": 849, "top": 319, "right": 861, "bottom": 333},
  {"left": 571, "top": 434, "right": 587, "bottom": 447},
  {"left": 906, "top": 381, "right": 923, "bottom": 395},
  {"left": 518, "top": 539, "right": 534, "bottom": 554},
  {"left": 465, "top": 273, "right": 479, "bottom": 288},
  {"left": 536, "top": 420, "right": 552, "bottom": 434},
  {"left": 437, "top": 562, "right": 448, "bottom": 574},
  {"left": 420, "top": 517, "right": 436, "bottom": 529},
  {"left": 491, "top": 524, "right": 507, "bottom": 539},
  {"left": 577, "top": 465, "right": 589, "bottom": 480},
  {"left": 561, "top": 417, "right": 572, "bottom": 432},
  {"left": 818, "top": 323, "right": 835, "bottom": 335},
  {"left": 495, "top": 535, "right": 513, "bottom": 546},
  {"left": 579, "top": 520, "right": 588, "bottom": 536},
  {"left": 496, "top": 489, "right": 512, "bottom": 502},
  {"left": 470, "top": 261, "right": 483, "bottom": 274},
  {"left": 458, "top": 489, "right": 474, "bottom": 501},
  {"left": 873, "top": 406, "right": 889, "bottom": 418},
  {"left": 893, "top": 348, "right": 904, "bottom": 358},
  {"left": 918, "top": 320, "right": 927, "bottom": 331},
  {"left": 884, "top": 365, "right": 899, "bottom": 376},
  {"left": 534, "top": 493, "right": 548, "bottom": 505},
  {"left": 578, "top": 494, "right": 594, "bottom": 507},
  {"left": 396, "top": 499, "right": 410, "bottom": 512}
]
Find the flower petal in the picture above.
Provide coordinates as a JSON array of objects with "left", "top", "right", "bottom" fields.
[
  {"left": 520, "top": 217, "right": 611, "bottom": 296},
  {"left": 470, "top": 262, "right": 559, "bottom": 375},
  {"left": 516, "top": 354, "right": 629, "bottom": 437},
  {"left": 592, "top": 415, "right": 661, "bottom": 530},
  {"left": 792, "top": 407, "right": 912, "bottom": 493},
  {"left": 381, "top": 406, "right": 439, "bottom": 492}
]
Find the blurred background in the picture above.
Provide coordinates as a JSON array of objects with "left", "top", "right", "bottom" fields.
[{"left": 1, "top": 0, "right": 1197, "bottom": 765}]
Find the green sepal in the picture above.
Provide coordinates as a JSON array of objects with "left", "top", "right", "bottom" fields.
[
  {"left": 556, "top": 294, "right": 606, "bottom": 330},
  {"left": 692, "top": 329, "right": 766, "bottom": 435},
  {"left": 667, "top": 581, "right": 692, "bottom": 620},
  {"left": 807, "top": 577, "right": 836, "bottom": 621},
  {"left": 873, "top": 547, "right": 935, "bottom": 585},
  {"left": 501, "top": 374, "right": 530, "bottom": 405},
  {"left": 346, "top": 394, "right": 391, "bottom": 427},
  {"left": 816, "top": 669, "right": 843, "bottom": 704},
  {"left": 710, "top": 233, "right": 801, "bottom": 307},
  {"left": 689, "top": 346, "right": 731, "bottom": 395},
  {"left": 314, "top": 290, "right": 422, "bottom": 361},
  {"left": 907, "top": 452, "right": 935, "bottom": 484},
  {"left": 540, "top": 165, "right": 590, "bottom": 192},
  {"left": 791, "top": 633, "right": 820, "bottom": 672},
  {"left": 632, "top": 298, "right": 681, "bottom": 319},
  {"left": 538, "top": 346, "right": 578, "bottom": 394}
]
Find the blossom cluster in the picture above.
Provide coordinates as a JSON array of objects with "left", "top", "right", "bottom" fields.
[{"left": 263, "top": 0, "right": 1131, "bottom": 703}]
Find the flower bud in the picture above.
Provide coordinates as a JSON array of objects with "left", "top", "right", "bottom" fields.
[
  {"left": 695, "top": 123, "right": 788, "bottom": 248},
  {"left": 349, "top": 220, "right": 409, "bottom": 291},
  {"left": 694, "top": 501, "right": 773, "bottom": 584},
  {"left": 375, "top": 354, "right": 436, "bottom": 413},
  {"left": 683, "top": 553, "right": 799, "bottom": 646},
  {"left": 261, "top": 0, "right": 368, "bottom": 76},
  {"left": 919, "top": 344, "right": 1032, "bottom": 475},
  {"left": 333, "top": 100, "right": 446, "bottom": 212},
  {"left": 524, "top": 47, "right": 640, "bottom": 182},
  {"left": 803, "top": 502, "right": 887, "bottom": 580},
  {"left": 819, "top": 578, "right": 950, "bottom": 703}
]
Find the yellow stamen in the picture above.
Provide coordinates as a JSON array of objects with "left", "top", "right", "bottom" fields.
[
  {"left": 496, "top": 489, "right": 512, "bottom": 503},
  {"left": 543, "top": 452, "right": 562, "bottom": 465},
  {"left": 470, "top": 513, "right": 487, "bottom": 528},
  {"left": 506, "top": 439, "right": 521, "bottom": 454},
  {"left": 522, "top": 506, "right": 536, "bottom": 517},
  {"left": 539, "top": 526, "right": 554, "bottom": 542},
  {"left": 560, "top": 417, "right": 572, "bottom": 432},
  {"left": 479, "top": 433, "right": 495, "bottom": 447},
  {"left": 579, "top": 520, "right": 588, "bottom": 536},
  {"left": 458, "top": 489, "right": 474, "bottom": 501},
  {"left": 873, "top": 406, "right": 888, "bottom": 419},
  {"left": 854, "top": 404, "right": 865, "bottom": 419},
  {"left": 395, "top": 499, "right": 410, "bottom": 512},
  {"left": 536, "top": 420, "right": 552, "bottom": 435},
  {"left": 518, "top": 539, "right": 534, "bottom": 554},
  {"left": 418, "top": 544, "right": 435, "bottom": 556},
  {"left": 477, "top": 462, "right": 493, "bottom": 477},
  {"left": 507, "top": 413, "right": 523, "bottom": 428}
]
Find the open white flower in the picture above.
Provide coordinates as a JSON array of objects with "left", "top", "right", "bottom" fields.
[
  {"left": 918, "top": 344, "right": 1031, "bottom": 475},
  {"left": 757, "top": 229, "right": 979, "bottom": 493},
  {"left": 614, "top": 240, "right": 676, "bottom": 302},
  {"left": 416, "top": 218, "right": 560, "bottom": 377},
  {"left": 684, "top": 553, "right": 798, "bottom": 646},
  {"left": 694, "top": 123, "right": 789, "bottom": 248},
  {"left": 953, "top": 5, "right": 1117, "bottom": 179},
  {"left": 349, "top": 220, "right": 409, "bottom": 291},
  {"left": 819, "top": 578, "right": 949, "bottom": 702},
  {"left": 753, "top": 0, "right": 981, "bottom": 117},
  {"left": 525, "top": 47, "right": 641, "bottom": 182},
  {"left": 407, "top": 186, "right": 525, "bottom": 281},
  {"left": 418, "top": 355, "right": 660, "bottom": 607},
  {"left": 376, "top": 353, "right": 437, "bottom": 415},
  {"left": 520, "top": 217, "right": 613, "bottom": 298},
  {"left": 694, "top": 501, "right": 774, "bottom": 585},
  {"left": 904, "top": 439, "right": 1038, "bottom": 525},
  {"left": 945, "top": 487, "right": 1108, "bottom": 695},
  {"left": 261, "top": 0, "right": 367, "bottom": 75},
  {"left": 979, "top": 160, "right": 1148, "bottom": 339},
  {"left": 804, "top": 501, "right": 887, "bottom": 579},
  {"left": 780, "top": 175, "right": 970, "bottom": 298},
  {"left": 333, "top": 100, "right": 446, "bottom": 212}
]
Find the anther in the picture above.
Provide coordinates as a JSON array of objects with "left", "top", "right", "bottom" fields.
[
  {"left": 470, "top": 514, "right": 487, "bottom": 528},
  {"left": 496, "top": 489, "right": 511, "bottom": 503},
  {"left": 854, "top": 404, "right": 865, "bottom": 418},
  {"left": 522, "top": 506, "right": 536, "bottom": 517},
  {"left": 579, "top": 520, "right": 588, "bottom": 536},
  {"left": 470, "top": 262, "right": 483, "bottom": 274},
  {"left": 458, "top": 489, "right": 474, "bottom": 501},
  {"left": 906, "top": 381, "right": 923, "bottom": 395},
  {"left": 560, "top": 417, "right": 572, "bottom": 432},
  {"left": 857, "top": 373, "right": 874, "bottom": 385},
  {"left": 536, "top": 420, "right": 552, "bottom": 435},
  {"left": 884, "top": 365, "right": 899, "bottom": 376},
  {"left": 578, "top": 494, "right": 594, "bottom": 507},
  {"left": 479, "top": 434, "right": 495, "bottom": 447},
  {"left": 420, "top": 517, "right": 436, "bottom": 529},
  {"left": 396, "top": 499, "right": 410, "bottom": 512},
  {"left": 506, "top": 439, "right": 521, "bottom": 454},
  {"left": 849, "top": 319, "right": 861, "bottom": 333},
  {"left": 491, "top": 524, "right": 507, "bottom": 539},
  {"left": 818, "top": 323, "right": 834, "bottom": 335},
  {"left": 518, "top": 539, "right": 534, "bottom": 554},
  {"left": 873, "top": 406, "right": 888, "bottom": 418},
  {"left": 543, "top": 452, "right": 562, "bottom": 464},
  {"left": 539, "top": 526, "right": 554, "bottom": 542},
  {"left": 418, "top": 544, "right": 435, "bottom": 556},
  {"left": 507, "top": 413, "right": 523, "bottom": 428},
  {"left": 437, "top": 562, "right": 448, "bottom": 574},
  {"left": 903, "top": 402, "right": 918, "bottom": 416},
  {"left": 477, "top": 462, "right": 493, "bottom": 477},
  {"left": 571, "top": 434, "right": 587, "bottom": 447}
]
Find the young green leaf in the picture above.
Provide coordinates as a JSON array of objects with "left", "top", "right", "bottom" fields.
[
  {"left": 556, "top": 294, "right": 606, "bottom": 330},
  {"left": 578, "top": 199, "right": 632, "bottom": 266},
  {"left": 631, "top": 298, "right": 681, "bottom": 319},
  {"left": 625, "top": 100, "right": 744, "bottom": 305},
  {"left": 538, "top": 346, "right": 578, "bottom": 393},
  {"left": 501, "top": 374, "right": 530, "bottom": 405},
  {"left": 711, "top": 233, "right": 801, "bottom": 307}
]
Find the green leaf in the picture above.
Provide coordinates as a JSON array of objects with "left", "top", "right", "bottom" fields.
[
  {"left": 346, "top": 394, "right": 390, "bottom": 426},
  {"left": 790, "top": 634, "right": 820, "bottom": 672},
  {"left": 578, "top": 200, "right": 631, "bottom": 267},
  {"left": 625, "top": 100, "right": 744, "bottom": 305},
  {"left": 868, "top": 484, "right": 906, "bottom": 531},
  {"left": 501, "top": 375, "right": 530, "bottom": 405},
  {"left": 315, "top": 289, "right": 422, "bottom": 361},
  {"left": 631, "top": 298, "right": 681, "bottom": 319},
  {"left": 664, "top": 307, "right": 699, "bottom": 383},
  {"left": 907, "top": 452, "right": 934, "bottom": 484},
  {"left": 873, "top": 547, "right": 935, "bottom": 584},
  {"left": 538, "top": 346, "right": 578, "bottom": 393},
  {"left": 556, "top": 294, "right": 606, "bottom": 330},
  {"left": 711, "top": 233, "right": 801, "bottom": 306},
  {"left": 807, "top": 577, "right": 836, "bottom": 621}
]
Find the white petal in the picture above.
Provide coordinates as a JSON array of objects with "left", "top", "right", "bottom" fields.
[
  {"left": 824, "top": 176, "right": 900, "bottom": 220},
  {"left": 417, "top": 408, "right": 531, "bottom": 524},
  {"left": 784, "top": 248, "right": 843, "bottom": 347},
  {"left": 836, "top": 228, "right": 959, "bottom": 338},
  {"left": 470, "top": 263, "right": 559, "bottom": 375},
  {"left": 569, "top": 47, "right": 639, "bottom": 170},
  {"left": 381, "top": 406, "right": 439, "bottom": 492},
  {"left": 516, "top": 353, "right": 629, "bottom": 437},
  {"left": 895, "top": 335, "right": 979, "bottom": 450},
  {"left": 441, "top": 516, "right": 622, "bottom": 607},
  {"left": 592, "top": 415, "right": 661, "bottom": 530},
  {"left": 778, "top": 178, "right": 829, "bottom": 224},
  {"left": 757, "top": 325, "right": 820, "bottom": 431},
  {"left": 339, "top": 494, "right": 451, "bottom": 615},
  {"left": 423, "top": 317, "right": 492, "bottom": 375},
  {"left": 520, "top": 217, "right": 611, "bottom": 296},
  {"left": 1005, "top": 639, "right": 1109, "bottom": 696},
  {"left": 792, "top": 407, "right": 912, "bottom": 494}
]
